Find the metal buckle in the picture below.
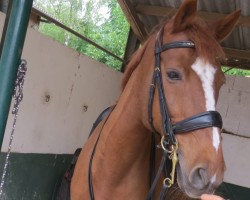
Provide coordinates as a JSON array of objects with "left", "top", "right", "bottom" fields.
[{"left": 161, "top": 137, "right": 179, "bottom": 188}]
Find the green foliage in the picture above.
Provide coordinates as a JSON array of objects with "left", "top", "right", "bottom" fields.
[
  {"left": 222, "top": 67, "right": 250, "bottom": 77},
  {"left": 33, "top": 0, "right": 130, "bottom": 70}
]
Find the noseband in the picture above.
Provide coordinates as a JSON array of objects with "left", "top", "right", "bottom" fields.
[{"left": 146, "top": 28, "right": 223, "bottom": 199}]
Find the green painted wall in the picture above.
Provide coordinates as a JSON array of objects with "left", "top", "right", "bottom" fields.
[
  {"left": 0, "top": 152, "right": 249, "bottom": 199},
  {"left": 217, "top": 182, "right": 250, "bottom": 200},
  {"left": 0, "top": 153, "right": 72, "bottom": 199}
]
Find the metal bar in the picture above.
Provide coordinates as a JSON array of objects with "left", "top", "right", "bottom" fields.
[
  {"left": 32, "top": 7, "right": 125, "bottom": 63},
  {"left": 0, "top": 0, "right": 34, "bottom": 150},
  {"left": 0, "top": 0, "right": 12, "bottom": 58}
]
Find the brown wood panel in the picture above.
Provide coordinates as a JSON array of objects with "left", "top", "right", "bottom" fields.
[
  {"left": 117, "top": 0, "right": 148, "bottom": 41},
  {"left": 223, "top": 48, "right": 250, "bottom": 60},
  {"left": 135, "top": 5, "right": 250, "bottom": 27}
]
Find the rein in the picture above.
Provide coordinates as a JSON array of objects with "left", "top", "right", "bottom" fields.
[
  {"left": 87, "top": 27, "right": 223, "bottom": 200},
  {"left": 88, "top": 106, "right": 114, "bottom": 200}
]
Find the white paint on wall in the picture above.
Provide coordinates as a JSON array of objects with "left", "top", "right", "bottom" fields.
[
  {"left": 0, "top": 13, "right": 122, "bottom": 154},
  {"left": 222, "top": 133, "right": 250, "bottom": 188},
  {"left": 217, "top": 75, "right": 250, "bottom": 138}
]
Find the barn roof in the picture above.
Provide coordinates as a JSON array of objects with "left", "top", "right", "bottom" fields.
[{"left": 118, "top": 0, "right": 250, "bottom": 70}]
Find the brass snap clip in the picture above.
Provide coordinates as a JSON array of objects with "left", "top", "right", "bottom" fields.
[{"left": 163, "top": 140, "right": 179, "bottom": 188}]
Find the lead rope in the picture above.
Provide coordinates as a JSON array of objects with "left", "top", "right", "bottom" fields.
[{"left": 0, "top": 60, "right": 27, "bottom": 198}]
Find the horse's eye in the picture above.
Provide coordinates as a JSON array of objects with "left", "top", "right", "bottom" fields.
[{"left": 166, "top": 70, "right": 182, "bottom": 81}]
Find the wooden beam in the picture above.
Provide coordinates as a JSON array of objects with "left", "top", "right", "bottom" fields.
[
  {"left": 119, "top": 3, "right": 250, "bottom": 70},
  {"left": 135, "top": 5, "right": 250, "bottom": 27},
  {"left": 117, "top": 0, "right": 147, "bottom": 42},
  {"left": 222, "top": 48, "right": 250, "bottom": 70},
  {"left": 226, "top": 59, "right": 250, "bottom": 70},
  {"left": 223, "top": 48, "right": 250, "bottom": 60}
]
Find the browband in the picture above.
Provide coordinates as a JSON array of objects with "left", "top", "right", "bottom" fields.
[{"left": 155, "top": 41, "right": 195, "bottom": 54}]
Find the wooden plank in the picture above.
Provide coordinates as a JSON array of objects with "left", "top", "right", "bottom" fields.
[
  {"left": 223, "top": 48, "right": 250, "bottom": 60},
  {"left": 118, "top": 3, "right": 250, "bottom": 70},
  {"left": 117, "top": 0, "right": 147, "bottom": 41},
  {"left": 135, "top": 5, "right": 250, "bottom": 27}
]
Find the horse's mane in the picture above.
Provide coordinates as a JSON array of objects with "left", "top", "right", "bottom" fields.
[
  {"left": 121, "top": 17, "right": 225, "bottom": 91},
  {"left": 120, "top": 38, "right": 151, "bottom": 91}
]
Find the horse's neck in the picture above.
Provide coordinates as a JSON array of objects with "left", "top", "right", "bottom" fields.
[{"left": 92, "top": 80, "right": 153, "bottom": 197}]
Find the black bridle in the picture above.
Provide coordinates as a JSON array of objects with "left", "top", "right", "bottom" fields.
[
  {"left": 146, "top": 28, "right": 223, "bottom": 199},
  {"left": 87, "top": 28, "right": 223, "bottom": 200}
]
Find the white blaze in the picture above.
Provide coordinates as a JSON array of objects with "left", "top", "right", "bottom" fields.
[{"left": 191, "top": 58, "right": 220, "bottom": 152}]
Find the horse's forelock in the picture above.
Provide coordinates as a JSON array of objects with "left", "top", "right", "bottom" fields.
[{"left": 185, "top": 20, "right": 226, "bottom": 64}]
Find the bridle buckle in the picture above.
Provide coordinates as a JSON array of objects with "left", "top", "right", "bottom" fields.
[{"left": 163, "top": 140, "right": 179, "bottom": 188}]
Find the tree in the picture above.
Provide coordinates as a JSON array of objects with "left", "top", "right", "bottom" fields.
[
  {"left": 223, "top": 67, "right": 250, "bottom": 76},
  {"left": 33, "top": 0, "right": 129, "bottom": 70}
]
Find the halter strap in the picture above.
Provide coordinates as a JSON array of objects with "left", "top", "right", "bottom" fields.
[
  {"left": 148, "top": 28, "right": 223, "bottom": 143},
  {"left": 148, "top": 28, "right": 197, "bottom": 145}
]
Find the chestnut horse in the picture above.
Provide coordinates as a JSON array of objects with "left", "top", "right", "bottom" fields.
[{"left": 71, "top": 0, "right": 240, "bottom": 199}]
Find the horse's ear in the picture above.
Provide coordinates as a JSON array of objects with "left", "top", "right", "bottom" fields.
[
  {"left": 172, "top": 0, "right": 197, "bottom": 33},
  {"left": 211, "top": 9, "right": 241, "bottom": 42}
]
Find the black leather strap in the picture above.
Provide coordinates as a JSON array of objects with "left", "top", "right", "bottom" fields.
[
  {"left": 146, "top": 29, "right": 198, "bottom": 200},
  {"left": 148, "top": 28, "right": 196, "bottom": 145},
  {"left": 149, "top": 134, "right": 156, "bottom": 189},
  {"left": 145, "top": 150, "right": 168, "bottom": 200},
  {"left": 173, "top": 111, "right": 223, "bottom": 133},
  {"left": 88, "top": 107, "right": 114, "bottom": 200},
  {"left": 155, "top": 41, "right": 195, "bottom": 54},
  {"left": 146, "top": 26, "right": 223, "bottom": 200},
  {"left": 89, "top": 106, "right": 114, "bottom": 136}
]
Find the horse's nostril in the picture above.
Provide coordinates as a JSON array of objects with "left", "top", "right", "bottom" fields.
[{"left": 190, "top": 167, "right": 208, "bottom": 189}]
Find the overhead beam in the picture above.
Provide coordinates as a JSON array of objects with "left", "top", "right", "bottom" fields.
[
  {"left": 117, "top": 0, "right": 147, "bottom": 41},
  {"left": 223, "top": 48, "right": 250, "bottom": 60},
  {"left": 119, "top": 3, "right": 250, "bottom": 70},
  {"left": 135, "top": 4, "right": 250, "bottom": 27},
  {"left": 135, "top": 4, "right": 250, "bottom": 65},
  {"left": 223, "top": 48, "right": 250, "bottom": 70},
  {"left": 226, "top": 59, "right": 250, "bottom": 70}
]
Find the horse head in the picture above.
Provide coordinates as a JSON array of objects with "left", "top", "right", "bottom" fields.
[{"left": 122, "top": 0, "right": 240, "bottom": 198}]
